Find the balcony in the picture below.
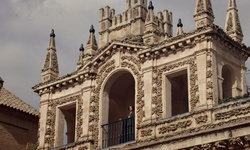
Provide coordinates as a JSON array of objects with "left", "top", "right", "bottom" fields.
[{"left": 101, "top": 117, "right": 135, "bottom": 148}]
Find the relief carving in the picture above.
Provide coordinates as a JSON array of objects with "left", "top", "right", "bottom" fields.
[
  {"left": 152, "top": 58, "right": 199, "bottom": 120},
  {"left": 201, "top": 143, "right": 212, "bottom": 150},
  {"left": 215, "top": 105, "right": 250, "bottom": 121},
  {"left": 45, "top": 94, "right": 81, "bottom": 147},
  {"left": 158, "top": 120, "right": 192, "bottom": 134},
  {"left": 89, "top": 57, "right": 144, "bottom": 148},
  {"left": 140, "top": 128, "right": 153, "bottom": 137},
  {"left": 214, "top": 141, "right": 227, "bottom": 149},
  {"left": 229, "top": 137, "right": 244, "bottom": 147},
  {"left": 195, "top": 115, "right": 208, "bottom": 124}
]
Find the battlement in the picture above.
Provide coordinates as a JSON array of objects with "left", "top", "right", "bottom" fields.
[{"left": 99, "top": 1, "right": 173, "bottom": 47}]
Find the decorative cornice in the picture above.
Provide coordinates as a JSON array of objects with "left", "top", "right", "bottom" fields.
[{"left": 138, "top": 24, "right": 250, "bottom": 61}]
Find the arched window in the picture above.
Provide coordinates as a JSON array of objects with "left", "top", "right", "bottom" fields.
[{"left": 101, "top": 71, "right": 135, "bottom": 148}]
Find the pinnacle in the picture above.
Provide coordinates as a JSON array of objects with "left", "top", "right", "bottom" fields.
[
  {"left": 89, "top": 25, "right": 95, "bottom": 33},
  {"left": 148, "top": 1, "right": 154, "bottom": 10},
  {"left": 50, "top": 29, "right": 55, "bottom": 37}
]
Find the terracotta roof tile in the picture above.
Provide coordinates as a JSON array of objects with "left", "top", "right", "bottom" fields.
[{"left": 0, "top": 88, "right": 39, "bottom": 116}]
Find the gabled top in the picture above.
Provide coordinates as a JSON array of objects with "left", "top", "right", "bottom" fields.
[
  {"left": 194, "top": 0, "right": 214, "bottom": 29},
  {"left": 0, "top": 87, "right": 39, "bottom": 116},
  {"left": 225, "top": 0, "right": 243, "bottom": 43},
  {"left": 41, "top": 29, "right": 59, "bottom": 82}
]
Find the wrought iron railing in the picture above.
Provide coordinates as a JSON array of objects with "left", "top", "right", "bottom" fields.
[{"left": 101, "top": 117, "right": 135, "bottom": 148}]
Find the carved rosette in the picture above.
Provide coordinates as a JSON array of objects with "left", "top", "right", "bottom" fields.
[
  {"left": 152, "top": 57, "right": 199, "bottom": 119},
  {"left": 44, "top": 94, "right": 81, "bottom": 147}
]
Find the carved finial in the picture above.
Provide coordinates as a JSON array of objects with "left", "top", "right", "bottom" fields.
[
  {"left": 176, "top": 18, "right": 184, "bottom": 36},
  {"left": 79, "top": 44, "right": 84, "bottom": 52},
  {"left": 148, "top": 1, "right": 154, "bottom": 10},
  {"left": 89, "top": 25, "right": 95, "bottom": 33},
  {"left": 177, "top": 18, "right": 183, "bottom": 27},
  {"left": 50, "top": 29, "right": 55, "bottom": 37}
]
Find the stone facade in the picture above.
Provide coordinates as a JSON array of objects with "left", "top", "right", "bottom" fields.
[{"left": 33, "top": 0, "right": 250, "bottom": 149}]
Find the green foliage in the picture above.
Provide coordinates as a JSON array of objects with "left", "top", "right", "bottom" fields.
[{"left": 218, "top": 94, "right": 249, "bottom": 105}]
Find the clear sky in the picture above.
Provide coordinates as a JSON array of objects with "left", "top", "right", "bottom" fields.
[{"left": 1, "top": 0, "right": 250, "bottom": 110}]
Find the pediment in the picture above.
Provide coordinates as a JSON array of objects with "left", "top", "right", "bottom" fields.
[{"left": 77, "top": 40, "right": 146, "bottom": 73}]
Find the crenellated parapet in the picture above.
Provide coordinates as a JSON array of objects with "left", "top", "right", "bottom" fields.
[
  {"left": 99, "top": 1, "right": 173, "bottom": 47},
  {"left": 99, "top": 0, "right": 148, "bottom": 47}
]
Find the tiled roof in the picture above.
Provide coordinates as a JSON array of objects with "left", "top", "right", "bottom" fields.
[{"left": 0, "top": 88, "right": 39, "bottom": 116}]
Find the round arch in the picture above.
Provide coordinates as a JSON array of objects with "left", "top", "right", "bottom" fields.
[{"left": 101, "top": 69, "right": 136, "bottom": 124}]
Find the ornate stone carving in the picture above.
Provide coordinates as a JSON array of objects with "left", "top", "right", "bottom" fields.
[
  {"left": 195, "top": 115, "right": 208, "bottom": 124},
  {"left": 196, "top": 0, "right": 204, "bottom": 14},
  {"left": 152, "top": 57, "right": 199, "bottom": 119},
  {"left": 89, "top": 56, "right": 144, "bottom": 148},
  {"left": 213, "top": 141, "right": 227, "bottom": 149},
  {"left": 215, "top": 105, "right": 250, "bottom": 121},
  {"left": 227, "top": 13, "right": 233, "bottom": 32},
  {"left": 140, "top": 128, "right": 153, "bottom": 137},
  {"left": 229, "top": 137, "right": 244, "bottom": 147},
  {"left": 201, "top": 143, "right": 212, "bottom": 150},
  {"left": 158, "top": 120, "right": 192, "bottom": 134},
  {"left": 44, "top": 94, "right": 81, "bottom": 147}
]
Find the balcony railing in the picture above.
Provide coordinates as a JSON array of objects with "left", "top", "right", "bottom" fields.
[{"left": 101, "top": 117, "right": 135, "bottom": 148}]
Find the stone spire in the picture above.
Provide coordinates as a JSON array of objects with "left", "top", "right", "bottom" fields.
[
  {"left": 85, "top": 25, "right": 98, "bottom": 55},
  {"left": 194, "top": 0, "right": 214, "bottom": 29},
  {"left": 41, "top": 29, "right": 59, "bottom": 82},
  {"left": 176, "top": 18, "right": 184, "bottom": 36},
  {"left": 225, "top": 0, "right": 243, "bottom": 43},
  {"left": 143, "top": 1, "right": 161, "bottom": 44}
]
